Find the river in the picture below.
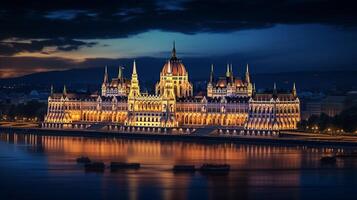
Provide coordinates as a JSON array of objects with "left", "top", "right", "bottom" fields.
[{"left": 0, "top": 132, "right": 357, "bottom": 200}]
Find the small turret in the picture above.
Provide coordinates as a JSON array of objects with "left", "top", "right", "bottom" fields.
[
  {"left": 50, "top": 85, "right": 54, "bottom": 96},
  {"left": 209, "top": 64, "right": 214, "bottom": 83},
  {"left": 118, "top": 65, "right": 123, "bottom": 81},
  {"left": 273, "top": 82, "right": 277, "bottom": 98},
  {"left": 103, "top": 66, "right": 109, "bottom": 84},
  {"left": 245, "top": 64, "right": 250, "bottom": 83},
  {"left": 63, "top": 85, "right": 67, "bottom": 96},
  {"left": 226, "top": 63, "right": 230, "bottom": 77},
  {"left": 292, "top": 82, "right": 297, "bottom": 97},
  {"left": 230, "top": 64, "right": 234, "bottom": 83}
]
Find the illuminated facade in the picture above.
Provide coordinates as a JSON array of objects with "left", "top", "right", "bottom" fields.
[
  {"left": 44, "top": 44, "right": 300, "bottom": 131},
  {"left": 101, "top": 65, "right": 130, "bottom": 97},
  {"left": 207, "top": 64, "right": 253, "bottom": 98},
  {"left": 155, "top": 43, "right": 193, "bottom": 98}
]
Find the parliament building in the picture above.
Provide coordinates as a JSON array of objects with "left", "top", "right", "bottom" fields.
[{"left": 44, "top": 44, "right": 300, "bottom": 133}]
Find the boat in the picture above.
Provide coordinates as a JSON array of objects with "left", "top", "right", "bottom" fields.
[
  {"left": 84, "top": 162, "right": 105, "bottom": 172},
  {"left": 110, "top": 162, "right": 140, "bottom": 171},
  {"left": 320, "top": 156, "right": 337, "bottom": 164},
  {"left": 199, "top": 164, "right": 230, "bottom": 172},
  {"left": 76, "top": 156, "right": 91, "bottom": 163},
  {"left": 172, "top": 165, "right": 196, "bottom": 172}
]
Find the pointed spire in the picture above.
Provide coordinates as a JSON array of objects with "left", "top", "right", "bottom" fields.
[
  {"left": 230, "top": 64, "right": 234, "bottom": 83},
  {"left": 245, "top": 63, "right": 251, "bottom": 83},
  {"left": 118, "top": 65, "right": 123, "bottom": 80},
  {"left": 226, "top": 63, "right": 230, "bottom": 77},
  {"left": 292, "top": 82, "right": 297, "bottom": 97},
  {"left": 209, "top": 64, "right": 214, "bottom": 83},
  {"left": 103, "top": 66, "right": 108, "bottom": 84},
  {"left": 133, "top": 60, "right": 137, "bottom": 74},
  {"left": 63, "top": 85, "right": 67, "bottom": 96},
  {"left": 50, "top": 85, "right": 54, "bottom": 96},
  {"left": 273, "top": 82, "right": 277, "bottom": 97},
  {"left": 171, "top": 41, "right": 176, "bottom": 58},
  {"left": 129, "top": 59, "right": 140, "bottom": 97}
]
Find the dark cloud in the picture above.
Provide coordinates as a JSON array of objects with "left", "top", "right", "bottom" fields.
[
  {"left": 0, "top": 38, "right": 97, "bottom": 55},
  {"left": 0, "top": 0, "right": 356, "bottom": 41},
  {"left": 0, "top": 0, "right": 356, "bottom": 76}
]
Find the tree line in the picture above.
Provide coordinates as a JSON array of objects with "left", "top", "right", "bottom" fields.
[
  {"left": 298, "top": 105, "right": 357, "bottom": 133},
  {"left": 0, "top": 101, "right": 47, "bottom": 121}
]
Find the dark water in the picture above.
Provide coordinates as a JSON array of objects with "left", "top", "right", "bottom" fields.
[{"left": 1, "top": 132, "right": 357, "bottom": 200}]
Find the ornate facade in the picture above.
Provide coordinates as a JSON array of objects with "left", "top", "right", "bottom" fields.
[
  {"left": 155, "top": 43, "right": 193, "bottom": 98},
  {"left": 44, "top": 44, "right": 300, "bottom": 132},
  {"left": 207, "top": 64, "right": 253, "bottom": 98},
  {"left": 101, "top": 65, "right": 130, "bottom": 97}
]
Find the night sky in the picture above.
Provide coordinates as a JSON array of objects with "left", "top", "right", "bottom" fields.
[{"left": 0, "top": 0, "right": 356, "bottom": 78}]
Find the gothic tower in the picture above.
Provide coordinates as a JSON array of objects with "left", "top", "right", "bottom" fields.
[
  {"left": 245, "top": 64, "right": 253, "bottom": 96},
  {"left": 101, "top": 66, "right": 109, "bottom": 96},
  {"left": 162, "top": 60, "right": 177, "bottom": 126},
  {"left": 128, "top": 60, "right": 140, "bottom": 98}
]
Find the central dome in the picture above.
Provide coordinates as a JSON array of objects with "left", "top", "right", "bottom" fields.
[
  {"left": 161, "top": 59, "right": 187, "bottom": 76},
  {"left": 161, "top": 42, "right": 187, "bottom": 76}
]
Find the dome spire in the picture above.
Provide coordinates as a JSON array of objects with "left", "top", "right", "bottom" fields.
[{"left": 171, "top": 41, "right": 176, "bottom": 58}]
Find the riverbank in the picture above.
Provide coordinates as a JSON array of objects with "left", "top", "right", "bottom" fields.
[{"left": 1, "top": 125, "right": 357, "bottom": 148}]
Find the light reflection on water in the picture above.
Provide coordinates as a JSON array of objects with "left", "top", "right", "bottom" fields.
[{"left": 1, "top": 132, "right": 357, "bottom": 200}]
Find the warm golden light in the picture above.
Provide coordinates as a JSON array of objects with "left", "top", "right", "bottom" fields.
[{"left": 43, "top": 44, "right": 300, "bottom": 132}]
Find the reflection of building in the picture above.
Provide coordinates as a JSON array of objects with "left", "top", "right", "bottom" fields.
[{"left": 44, "top": 43, "right": 300, "bottom": 131}]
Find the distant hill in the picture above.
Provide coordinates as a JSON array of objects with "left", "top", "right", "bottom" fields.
[{"left": 1, "top": 58, "right": 356, "bottom": 93}]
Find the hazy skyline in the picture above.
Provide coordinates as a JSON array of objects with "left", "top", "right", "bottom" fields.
[{"left": 1, "top": 0, "right": 356, "bottom": 78}]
